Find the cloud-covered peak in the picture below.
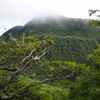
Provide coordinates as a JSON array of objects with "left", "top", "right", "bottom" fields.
[{"left": 25, "top": 14, "right": 67, "bottom": 27}]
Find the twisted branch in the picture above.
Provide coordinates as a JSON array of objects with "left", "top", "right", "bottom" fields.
[
  {"left": 6, "top": 72, "right": 76, "bottom": 100},
  {"left": 21, "top": 42, "right": 42, "bottom": 63},
  {"left": 2, "top": 41, "right": 15, "bottom": 52},
  {"left": 8, "top": 33, "right": 21, "bottom": 49}
]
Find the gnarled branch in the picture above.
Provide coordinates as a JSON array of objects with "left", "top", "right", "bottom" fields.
[
  {"left": 21, "top": 42, "right": 42, "bottom": 63},
  {"left": 8, "top": 33, "right": 22, "bottom": 49},
  {"left": 32, "top": 48, "right": 47, "bottom": 60},
  {"left": 5, "top": 72, "right": 76, "bottom": 100},
  {"left": 2, "top": 41, "right": 15, "bottom": 52}
]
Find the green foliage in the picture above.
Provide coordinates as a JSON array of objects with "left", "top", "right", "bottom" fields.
[
  {"left": 0, "top": 35, "right": 53, "bottom": 70},
  {"left": 68, "top": 70, "right": 100, "bottom": 100},
  {"left": 27, "top": 84, "right": 68, "bottom": 100},
  {"left": 45, "top": 37, "right": 98, "bottom": 63},
  {"left": 1, "top": 74, "right": 68, "bottom": 100},
  {"left": 64, "top": 61, "right": 86, "bottom": 73},
  {"left": 88, "top": 45, "right": 100, "bottom": 69},
  {"left": 67, "top": 45, "right": 100, "bottom": 100},
  {"left": 24, "top": 36, "right": 38, "bottom": 42},
  {"left": 89, "top": 20, "right": 100, "bottom": 26},
  {"left": 0, "top": 35, "right": 55, "bottom": 99}
]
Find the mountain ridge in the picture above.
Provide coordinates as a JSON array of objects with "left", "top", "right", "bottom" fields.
[{"left": 2, "top": 15, "right": 100, "bottom": 63}]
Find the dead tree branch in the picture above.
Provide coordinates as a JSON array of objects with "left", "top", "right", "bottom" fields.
[
  {"left": 8, "top": 33, "right": 21, "bottom": 49},
  {"left": 21, "top": 42, "right": 42, "bottom": 63},
  {"left": 32, "top": 48, "right": 47, "bottom": 60}
]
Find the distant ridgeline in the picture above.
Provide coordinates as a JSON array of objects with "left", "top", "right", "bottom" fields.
[{"left": 2, "top": 15, "right": 100, "bottom": 63}]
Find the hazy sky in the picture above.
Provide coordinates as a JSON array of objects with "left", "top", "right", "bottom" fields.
[{"left": 0, "top": 0, "right": 100, "bottom": 35}]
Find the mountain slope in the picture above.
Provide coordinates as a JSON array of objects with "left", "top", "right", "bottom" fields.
[{"left": 2, "top": 15, "right": 100, "bottom": 63}]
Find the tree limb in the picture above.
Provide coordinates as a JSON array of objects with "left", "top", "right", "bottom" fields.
[
  {"left": 26, "top": 42, "right": 32, "bottom": 49},
  {"left": 2, "top": 41, "right": 15, "bottom": 52},
  {"left": 21, "top": 42, "right": 42, "bottom": 63},
  {"left": 0, "top": 67, "right": 17, "bottom": 71},
  {"left": 22, "top": 34, "right": 25, "bottom": 47},
  {"left": 32, "top": 48, "right": 47, "bottom": 60},
  {"left": 5, "top": 72, "right": 76, "bottom": 100},
  {"left": 11, "top": 74, "right": 36, "bottom": 83},
  {"left": 8, "top": 33, "right": 22, "bottom": 49}
]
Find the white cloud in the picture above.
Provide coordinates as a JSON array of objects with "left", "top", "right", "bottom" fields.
[{"left": 0, "top": 0, "right": 100, "bottom": 35}]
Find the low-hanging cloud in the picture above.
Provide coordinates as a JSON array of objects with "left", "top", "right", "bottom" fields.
[{"left": 0, "top": 0, "right": 99, "bottom": 35}]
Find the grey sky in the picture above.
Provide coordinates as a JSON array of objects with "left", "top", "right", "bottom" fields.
[{"left": 0, "top": 0, "right": 100, "bottom": 35}]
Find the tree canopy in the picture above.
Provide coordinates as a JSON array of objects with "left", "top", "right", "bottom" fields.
[{"left": 0, "top": 33, "right": 86, "bottom": 99}]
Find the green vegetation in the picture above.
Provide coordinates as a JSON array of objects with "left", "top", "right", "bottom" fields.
[
  {"left": 0, "top": 15, "right": 100, "bottom": 100},
  {"left": 0, "top": 34, "right": 85, "bottom": 99},
  {"left": 0, "top": 34, "right": 100, "bottom": 100},
  {"left": 68, "top": 46, "right": 100, "bottom": 100},
  {"left": 3, "top": 16, "right": 100, "bottom": 63}
]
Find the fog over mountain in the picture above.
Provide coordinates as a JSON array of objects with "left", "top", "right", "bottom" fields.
[
  {"left": 0, "top": 0, "right": 99, "bottom": 35},
  {"left": 2, "top": 15, "right": 100, "bottom": 63},
  {"left": 24, "top": 14, "right": 68, "bottom": 26}
]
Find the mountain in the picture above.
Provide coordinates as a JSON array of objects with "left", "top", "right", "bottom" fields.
[{"left": 2, "top": 15, "right": 100, "bottom": 63}]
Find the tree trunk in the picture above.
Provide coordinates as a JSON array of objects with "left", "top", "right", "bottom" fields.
[{"left": 0, "top": 69, "right": 20, "bottom": 94}]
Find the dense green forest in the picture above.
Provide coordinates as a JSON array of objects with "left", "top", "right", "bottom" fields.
[
  {"left": 0, "top": 15, "right": 100, "bottom": 100},
  {"left": 2, "top": 15, "right": 100, "bottom": 63}
]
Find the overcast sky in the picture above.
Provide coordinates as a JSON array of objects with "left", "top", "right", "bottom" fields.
[{"left": 0, "top": 0, "right": 100, "bottom": 35}]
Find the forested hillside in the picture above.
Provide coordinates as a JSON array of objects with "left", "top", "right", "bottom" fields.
[
  {"left": 2, "top": 15, "right": 100, "bottom": 63},
  {"left": 0, "top": 15, "right": 100, "bottom": 100}
]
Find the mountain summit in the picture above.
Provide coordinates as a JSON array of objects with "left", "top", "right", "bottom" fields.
[
  {"left": 24, "top": 14, "right": 68, "bottom": 27},
  {"left": 2, "top": 15, "right": 100, "bottom": 63}
]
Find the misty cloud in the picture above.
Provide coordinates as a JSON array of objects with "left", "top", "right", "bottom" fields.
[{"left": 0, "top": 0, "right": 99, "bottom": 35}]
